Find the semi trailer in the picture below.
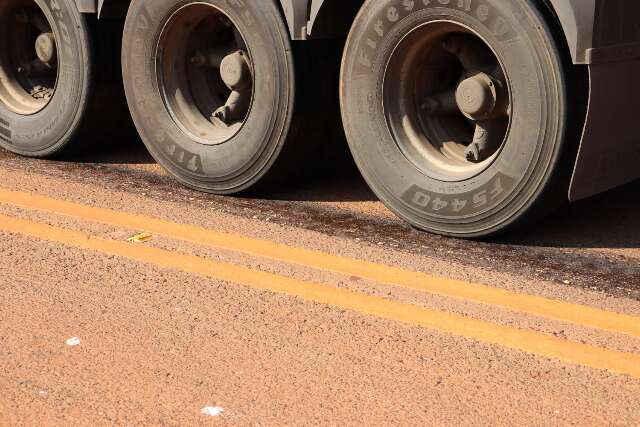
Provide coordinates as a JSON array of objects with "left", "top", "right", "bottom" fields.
[{"left": 0, "top": 0, "right": 639, "bottom": 237}]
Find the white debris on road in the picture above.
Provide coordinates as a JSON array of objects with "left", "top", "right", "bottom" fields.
[
  {"left": 201, "top": 406, "right": 224, "bottom": 417},
  {"left": 65, "top": 337, "right": 81, "bottom": 346}
]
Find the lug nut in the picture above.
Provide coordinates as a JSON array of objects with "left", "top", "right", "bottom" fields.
[{"left": 190, "top": 52, "right": 206, "bottom": 66}]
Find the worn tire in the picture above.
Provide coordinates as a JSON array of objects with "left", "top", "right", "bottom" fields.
[
  {"left": 122, "top": 0, "right": 339, "bottom": 194},
  {"left": 340, "top": 0, "right": 570, "bottom": 237},
  {"left": 0, "top": 1, "right": 125, "bottom": 157}
]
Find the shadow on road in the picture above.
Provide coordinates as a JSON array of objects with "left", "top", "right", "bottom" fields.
[
  {"left": 265, "top": 163, "right": 379, "bottom": 203},
  {"left": 501, "top": 180, "right": 640, "bottom": 249},
  {"left": 64, "top": 133, "right": 155, "bottom": 165},
  {"left": 4, "top": 134, "right": 640, "bottom": 248},
  {"left": 59, "top": 133, "right": 379, "bottom": 203}
]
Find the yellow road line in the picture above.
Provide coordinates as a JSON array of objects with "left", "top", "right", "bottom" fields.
[
  {"left": 1, "top": 188, "right": 639, "bottom": 338},
  {"left": 2, "top": 213, "right": 640, "bottom": 378}
]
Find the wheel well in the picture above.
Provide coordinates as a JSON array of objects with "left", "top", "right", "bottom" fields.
[
  {"left": 308, "top": 0, "right": 362, "bottom": 39},
  {"left": 534, "top": 0, "right": 589, "bottom": 107},
  {"left": 98, "top": 0, "right": 293, "bottom": 29},
  {"left": 537, "top": 0, "right": 575, "bottom": 62},
  {"left": 97, "top": 0, "right": 130, "bottom": 18},
  {"left": 535, "top": 0, "right": 589, "bottom": 202}
]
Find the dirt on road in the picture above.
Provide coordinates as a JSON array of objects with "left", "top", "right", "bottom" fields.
[{"left": 1, "top": 144, "right": 640, "bottom": 426}]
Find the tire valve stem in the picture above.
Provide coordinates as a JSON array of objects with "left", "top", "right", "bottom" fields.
[{"left": 190, "top": 53, "right": 206, "bottom": 67}]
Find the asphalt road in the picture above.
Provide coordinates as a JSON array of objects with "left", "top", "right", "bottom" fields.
[{"left": 1, "top": 141, "right": 640, "bottom": 425}]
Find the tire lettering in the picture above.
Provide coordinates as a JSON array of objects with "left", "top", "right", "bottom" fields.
[
  {"left": 186, "top": 156, "right": 201, "bottom": 172},
  {"left": 164, "top": 142, "right": 204, "bottom": 174},
  {"left": 451, "top": 198, "right": 467, "bottom": 212},
  {"left": 402, "top": 1, "right": 416, "bottom": 12},
  {"left": 493, "top": 15, "right": 510, "bottom": 37},
  {"left": 473, "top": 190, "right": 488, "bottom": 208},
  {"left": 357, "top": 0, "right": 516, "bottom": 73},
  {"left": 432, "top": 197, "right": 448, "bottom": 211},
  {"left": 412, "top": 191, "right": 431, "bottom": 208},
  {"left": 48, "top": 0, "right": 71, "bottom": 47},
  {"left": 387, "top": 7, "right": 400, "bottom": 22},
  {"left": 402, "top": 175, "right": 514, "bottom": 216},
  {"left": 477, "top": 4, "right": 489, "bottom": 22},
  {"left": 490, "top": 177, "right": 504, "bottom": 199},
  {"left": 374, "top": 20, "right": 384, "bottom": 37}
]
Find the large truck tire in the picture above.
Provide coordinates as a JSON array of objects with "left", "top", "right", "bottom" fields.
[
  {"left": 340, "top": 0, "right": 572, "bottom": 238},
  {"left": 0, "top": 0, "right": 125, "bottom": 157},
  {"left": 121, "top": 0, "right": 340, "bottom": 194}
]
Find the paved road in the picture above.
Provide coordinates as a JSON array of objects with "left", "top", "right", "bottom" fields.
[{"left": 1, "top": 143, "right": 640, "bottom": 425}]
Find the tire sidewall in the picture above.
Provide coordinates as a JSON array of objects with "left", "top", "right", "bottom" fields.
[
  {"left": 122, "top": 0, "right": 294, "bottom": 194},
  {"left": 341, "top": 0, "right": 566, "bottom": 236},
  {"left": 0, "top": 0, "right": 91, "bottom": 156}
]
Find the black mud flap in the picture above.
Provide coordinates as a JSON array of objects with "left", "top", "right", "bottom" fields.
[{"left": 570, "top": 54, "right": 640, "bottom": 201}]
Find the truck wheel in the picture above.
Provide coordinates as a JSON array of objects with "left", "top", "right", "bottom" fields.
[
  {"left": 122, "top": 0, "right": 337, "bottom": 194},
  {"left": 340, "top": 0, "right": 569, "bottom": 237},
  {"left": 0, "top": 0, "right": 109, "bottom": 156}
]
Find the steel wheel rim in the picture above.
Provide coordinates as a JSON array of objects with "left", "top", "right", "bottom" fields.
[
  {"left": 383, "top": 21, "right": 512, "bottom": 183},
  {"left": 156, "top": 2, "right": 254, "bottom": 146},
  {"left": 0, "top": 0, "right": 59, "bottom": 115}
]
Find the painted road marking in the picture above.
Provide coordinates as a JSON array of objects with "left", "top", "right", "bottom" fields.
[
  {"left": 1, "top": 213, "right": 640, "bottom": 378},
  {"left": 1, "top": 188, "right": 639, "bottom": 338}
]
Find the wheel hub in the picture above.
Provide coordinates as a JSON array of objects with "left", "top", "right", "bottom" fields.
[
  {"left": 0, "top": 0, "right": 58, "bottom": 115},
  {"left": 213, "top": 50, "right": 252, "bottom": 124},
  {"left": 157, "top": 3, "right": 253, "bottom": 145},
  {"left": 383, "top": 22, "right": 511, "bottom": 181},
  {"left": 35, "top": 32, "right": 56, "bottom": 65},
  {"left": 456, "top": 73, "right": 498, "bottom": 120},
  {"left": 220, "top": 50, "right": 250, "bottom": 91}
]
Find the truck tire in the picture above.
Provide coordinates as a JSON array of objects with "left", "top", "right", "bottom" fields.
[
  {"left": 121, "top": 0, "right": 339, "bottom": 194},
  {"left": 0, "top": 0, "right": 119, "bottom": 157},
  {"left": 340, "top": 0, "right": 570, "bottom": 237}
]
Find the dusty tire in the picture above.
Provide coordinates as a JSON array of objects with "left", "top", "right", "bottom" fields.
[
  {"left": 122, "top": 0, "right": 338, "bottom": 194},
  {"left": 0, "top": 0, "right": 107, "bottom": 157},
  {"left": 340, "top": 0, "right": 569, "bottom": 237}
]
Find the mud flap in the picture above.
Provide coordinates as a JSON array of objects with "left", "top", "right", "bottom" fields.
[{"left": 569, "top": 56, "right": 640, "bottom": 201}]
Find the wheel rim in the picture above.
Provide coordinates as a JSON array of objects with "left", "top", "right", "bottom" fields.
[
  {"left": 0, "top": 0, "right": 58, "bottom": 115},
  {"left": 383, "top": 21, "right": 511, "bottom": 182},
  {"left": 156, "top": 2, "right": 254, "bottom": 146}
]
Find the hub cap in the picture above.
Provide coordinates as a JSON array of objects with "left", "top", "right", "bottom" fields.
[
  {"left": 0, "top": 0, "right": 59, "bottom": 115},
  {"left": 383, "top": 22, "right": 511, "bottom": 182},
  {"left": 157, "top": 3, "right": 254, "bottom": 146}
]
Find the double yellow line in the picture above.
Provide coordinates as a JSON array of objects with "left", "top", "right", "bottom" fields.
[{"left": 1, "top": 188, "right": 640, "bottom": 378}]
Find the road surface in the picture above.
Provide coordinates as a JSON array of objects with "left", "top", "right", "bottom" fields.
[{"left": 1, "top": 142, "right": 640, "bottom": 425}]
